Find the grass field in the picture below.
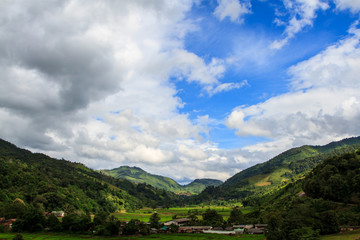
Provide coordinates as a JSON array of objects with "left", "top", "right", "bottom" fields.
[
  {"left": 320, "top": 229, "right": 360, "bottom": 240},
  {"left": 112, "top": 206, "right": 253, "bottom": 223},
  {"left": 0, "top": 232, "right": 265, "bottom": 240}
]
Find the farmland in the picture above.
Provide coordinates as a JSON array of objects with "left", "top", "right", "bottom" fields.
[{"left": 112, "top": 205, "right": 252, "bottom": 223}]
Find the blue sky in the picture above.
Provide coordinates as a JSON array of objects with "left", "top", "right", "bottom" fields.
[{"left": 1, "top": 0, "right": 360, "bottom": 182}]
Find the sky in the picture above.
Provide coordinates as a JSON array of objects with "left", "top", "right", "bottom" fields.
[{"left": 1, "top": 0, "right": 360, "bottom": 184}]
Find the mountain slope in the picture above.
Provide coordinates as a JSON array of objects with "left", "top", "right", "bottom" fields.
[
  {"left": 255, "top": 148, "right": 360, "bottom": 239},
  {"left": 193, "top": 136, "right": 360, "bottom": 202},
  {"left": 100, "top": 166, "right": 183, "bottom": 193},
  {"left": 0, "top": 139, "right": 179, "bottom": 216},
  {"left": 100, "top": 166, "right": 223, "bottom": 195}
]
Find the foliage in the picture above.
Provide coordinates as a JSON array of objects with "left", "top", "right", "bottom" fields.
[
  {"left": 101, "top": 166, "right": 222, "bottom": 195},
  {"left": 61, "top": 214, "right": 91, "bottom": 233},
  {"left": 0, "top": 138, "right": 181, "bottom": 217},
  {"left": 227, "top": 206, "right": 245, "bottom": 224},
  {"left": 11, "top": 205, "right": 45, "bottom": 232},
  {"left": 304, "top": 150, "right": 360, "bottom": 203},
  {"left": 260, "top": 149, "right": 360, "bottom": 238},
  {"left": 149, "top": 212, "right": 160, "bottom": 228},
  {"left": 122, "top": 219, "right": 139, "bottom": 235},
  {"left": 202, "top": 209, "right": 223, "bottom": 227}
]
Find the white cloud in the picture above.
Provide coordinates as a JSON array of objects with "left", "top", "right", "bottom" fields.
[
  {"left": 0, "top": 0, "right": 236, "bottom": 182},
  {"left": 271, "top": 0, "right": 329, "bottom": 49},
  {"left": 227, "top": 21, "right": 360, "bottom": 155},
  {"left": 334, "top": 0, "right": 360, "bottom": 12},
  {"left": 214, "top": 0, "right": 251, "bottom": 23},
  {"left": 207, "top": 80, "right": 249, "bottom": 96}
]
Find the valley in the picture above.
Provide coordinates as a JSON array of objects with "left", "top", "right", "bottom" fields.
[{"left": 1, "top": 137, "right": 360, "bottom": 239}]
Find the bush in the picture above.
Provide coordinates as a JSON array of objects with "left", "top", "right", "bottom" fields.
[
  {"left": 13, "top": 234, "right": 24, "bottom": 240},
  {"left": 122, "top": 219, "right": 138, "bottom": 235}
]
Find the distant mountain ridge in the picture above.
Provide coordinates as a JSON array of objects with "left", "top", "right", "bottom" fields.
[
  {"left": 192, "top": 136, "right": 360, "bottom": 202},
  {"left": 100, "top": 166, "right": 223, "bottom": 195}
]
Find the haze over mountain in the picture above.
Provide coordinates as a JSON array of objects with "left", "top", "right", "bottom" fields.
[{"left": 100, "top": 166, "right": 222, "bottom": 195}]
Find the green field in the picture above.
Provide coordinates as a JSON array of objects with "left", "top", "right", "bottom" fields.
[
  {"left": 320, "top": 229, "right": 360, "bottom": 240},
  {"left": 0, "top": 233, "right": 265, "bottom": 240},
  {"left": 112, "top": 206, "right": 252, "bottom": 223}
]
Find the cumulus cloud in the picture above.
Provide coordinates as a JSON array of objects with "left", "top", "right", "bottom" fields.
[
  {"left": 227, "top": 21, "right": 360, "bottom": 154},
  {"left": 214, "top": 0, "right": 251, "bottom": 23},
  {"left": 271, "top": 0, "right": 329, "bottom": 49},
  {"left": 0, "top": 0, "right": 237, "bottom": 182},
  {"left": 334, "top": 0, "right": 360, "bottom": 12}
]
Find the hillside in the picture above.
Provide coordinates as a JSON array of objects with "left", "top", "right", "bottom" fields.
[
  {"left": 257, "top": 148, "right": 360, "bottom": 239},
  {"left": 0, "top": 139, "right": 180, "bottom": 217},
  {"left": 100, "top": 166, "right": 222, "bottom": 195},
  {"left": 193, "top": 136, "right": 360, "bottom": 202}
]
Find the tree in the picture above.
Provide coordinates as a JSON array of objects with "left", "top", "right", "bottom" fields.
[
  {"left": 227, "top": 206, "right": 245, "bottom": 224},
  {"left": 202, "top": 209, "right": 223, "bottom": 227},
  {"left": 149, "top": 213, "right": 160, "bottom": 228},
  {"left": 122, "top": 219, "right": 138, "bottom": 235},
  {"left": 11, "top": 205, "right": 45, "bottom": 232},
  {"left": 289, "top": 227, "right": 319, "bottom": 240},
  {"left": 46, "top": 214, "right": 61, "bottom": 231},
  {"left": 265, "top": 215, "right": 286, "bottom": 240}
]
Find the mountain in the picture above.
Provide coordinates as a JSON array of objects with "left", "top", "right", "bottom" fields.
[
  {"left": 100, "top": 166, "right": 222, "bottom": 195},
  {"left": 0, "top": 138, "right": 180, "bottom": 217},
  {"left": 100, "top": 166, "right": 182, "bottom": 193},
  {"left": 193, "top": 136, "right": 360, "bottom": 202},
  {"left": 255, "top": 148, "right": 360, "bottom": 239}
]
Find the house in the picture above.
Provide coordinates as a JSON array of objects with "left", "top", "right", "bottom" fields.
[
  {"left": 255, "top": 224, "right": 268, "bottom": 229},
  {"left": 178, "top": 226, "right": 212, "bottom": 233},
  {"left": 233, "top": 224, "right": 254, "bottom": 233},
  {"left": 248, "top": 228, "right": 264, "bottom": 234},
  {"left": 51, "top": 211, "right": 65, "bottom": 217},
  {"left": 233, "top": 228, "right": 245, "bottom": 234},
  {"left": 203, "top": 230, "right": 236, "bottom": 235},
  {"left": 164, "top": 218, "right": 190, "bottom": 226},
  {"left": 0, "top": 219, "right": 16, "bottom": 230}
]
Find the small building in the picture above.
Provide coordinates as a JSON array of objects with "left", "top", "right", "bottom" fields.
[
  {"left": 164, "top": 218, "right": 190, "bottom": 226},
  {"left": 178, "top": 226, "right": 212, "bottom": 233},
  {"left": 203, "top": 230, "right": 236, "bottom": 235},
  {"left": 0, "top": 219, "right": 16, "bottom": 230},
  {"left": 248, "top": 228, "right": 264, "bottom": 234},
  {"left": 255, "top": 224, "right": 268, "bottom": 229},
  {"left": 51, "top": 211, "right": 65, "bottom": 217},
  {"left": 234, "top": 228, "right": 245, "bottom": 234}
]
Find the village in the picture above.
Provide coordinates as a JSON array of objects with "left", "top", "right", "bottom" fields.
[{"left": 0, "top": 210, "right": 268, "bottom": 236}]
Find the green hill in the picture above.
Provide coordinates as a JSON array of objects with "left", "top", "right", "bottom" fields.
[
  {"left": 255, "top": 148, "right": 360, "bottom": 239},
  {"left": 193, "top": 136, "right": 360, "bottom": 202},
  {"left": 100, "top": 166, "right": 222, "bottom": 195},
  {"left": 0, "top": 138, "right": 180, "bottom": 217}
]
